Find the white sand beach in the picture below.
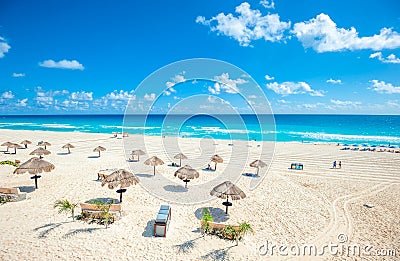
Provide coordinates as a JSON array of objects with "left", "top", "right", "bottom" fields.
[{"left": 0, "top": 129, "right": 399, "bottom": 260}]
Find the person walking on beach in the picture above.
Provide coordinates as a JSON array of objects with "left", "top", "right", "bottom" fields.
[
  {"left": 333, "top": 161, "right": 337, "bottom": 168},
  {"left": 338, "top": 161, "right": 342, "bottom": 169}
]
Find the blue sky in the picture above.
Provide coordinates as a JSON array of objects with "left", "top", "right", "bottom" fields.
[{"left": 0, "top": 0, "right": 399, "bottom": 114}]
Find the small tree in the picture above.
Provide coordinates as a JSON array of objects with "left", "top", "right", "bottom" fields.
[
  {"left": 201, "top": 208, "right": 213, "bottom": 235},
  {"left": 53, "top": 199, "right": 78, "bottom": 221},
  {"left": 235, "top": 222, "right": 254, "bottom": 245},
  {"left": 99, "top": 203, "right": 114, "bottom": 229}
]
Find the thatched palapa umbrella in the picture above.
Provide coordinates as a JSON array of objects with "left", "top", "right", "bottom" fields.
[
  {"left": 131, "top": 149, "right": 146, "bottom": 161},
  {"left": 93, "top": 146, "right": 106, "bottom": 157},
  {"left": 30, "top": 147, "right": 51, "bottom": 159},
  {"left": 14, "top": 157, "right": 55, "bottom": 189},
  {"left": 144, "top": 156, "right": 164, "bottom": 175},
  {"left": 20, "top": 140, "right": 32, "bottom": 149},
  {"left": 174, "top": 153, "right": 188, "bottom": 167},
  {"left": 62, "top": 143, "right": 75, "bottom": 154},
  {"left": 8, "top": 143, "right": 22, "bottom": 154},
  {"left": 174, "top": 165, "right": 199, "bottom": 188},
  {"left": 39, "top": 141, "right": 51, "bottom": 150},
  {"left": 101, "top": 169, "right": 139, "bottom": 202},
  {"left": 210, "top": 154, "right": 223, "bottom": 170},
  {"left": 249, "top": 159, "right": 267, "bottom": 176},
  {"left": 210, "top": 181, "right": 246, "bottom": 214},
  {"left": 1, "top": 141, "right": 12, "bottom": 152}
]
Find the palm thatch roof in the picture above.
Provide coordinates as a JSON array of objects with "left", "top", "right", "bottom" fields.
[
  {"left": 62, "top": 143, "right": 75, "bottom": 149},
  {"left": 174, "top": 165, "right": 199, "bottom": 180},
  {"left": 20, "top": 140, "right": 32, "bottom": 145},
  {"left": 39, "top": 141, "right": 51, "bottom": 147},
  {"left": 8, "top": 143, "right": 22, "bottom": 149},
  {"left": 132, "top": 149, "right": 146, "bottom": 155},
  {"left": 1, "top": 141, "right": 12, "bottom": 147},
  {"left": 210, "top": 181, "right": 246, "bottom": 200},
  {"left": 249, "top": 159, "right": 267, "bottom": 168},
  {"left": 101, "top": 169, "right": 139, "bottom": 189},
  {"left": 210, "top": 154, "right": 223, "bottom": 163},
  {"left": 14, "top": 157, "right": 55, "bottom": 174},
  {"left": 30, "top": 147, "right": 51, "bottom": 156},
  {"left": 144, "top": 156, "right": 164, "bottom": 166},
  {"left": 174, "top": 153, "right": 188, "bottom": 160},
  {"left": 93, "top": 146, "right": 106, "bottom": 152}
]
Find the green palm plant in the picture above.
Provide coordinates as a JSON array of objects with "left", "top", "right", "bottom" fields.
[
  {"left": 53, "top": 199, "right": 79, "bottom": 221},
  {"left": 201, "top": 208, "right": 214, "bottom": 235},
  {"left": 235, "top": 222, "right": 254, "bottom": 245},
  {"left": 98, "top": 203, "right": 114, "bottom": 228}
]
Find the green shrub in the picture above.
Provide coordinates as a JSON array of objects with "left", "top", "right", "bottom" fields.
[
  {"left": 54, "top": 199, "right": 79, "bottom": 221},
  {"left": 0, "top": 160, "right": 19, "bottom": 167}
]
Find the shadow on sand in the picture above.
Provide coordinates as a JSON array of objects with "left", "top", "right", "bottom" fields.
[
  {"left": 174, "top": 236, "right": 203, "bottom": 254},
  {"left": 62, "top": 227, "right": 103, "bottom": 238},
  {"left": 34, "top": 222, "right": 71, "bottom": 238},
  {"left": 194, "top": 207, "right": 229, "bottom": 223},
  {"left": 142, "top": 220, "right": 155, "bottom": 237},
  {"left": 202, "top": 246, "right": 235, "bottom": 261},
  {"left": 87, "top": 155, "right": 100, "bottom": 158},
  {"left": 163, "top": 185, "right": 187, "bottom": 193},
  {"left": 135, "top": 173, "right": 153, "bottom": 178},
  {"left": 18, "top": 185, "right": 35, "bottom": 193}
]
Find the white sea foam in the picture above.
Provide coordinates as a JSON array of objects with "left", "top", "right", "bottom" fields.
[
  {"left": 41, "top": 124, "right": 76, "bottom": 129},
  {"left": 287, "top": 131, "right": 400, "bottom": 143},
  {"left": 0, "top": 122, "right": 35, "bottom": 126},
  {"left": 101, "top": 125, "right": 160, "bottom": 130},
  {"left": 189, "top": 126, "right": 254, "bottom": 134}
]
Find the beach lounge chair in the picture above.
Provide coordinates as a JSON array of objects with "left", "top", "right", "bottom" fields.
[
  {"left": 153, "top": 205, "right": 171, "bottom": 237},
  {"left": 290, "top": 163, "right": 303, "bottom": 170},
  {"left": 0, "top": 187, "right": 27, "bottom": 202}
]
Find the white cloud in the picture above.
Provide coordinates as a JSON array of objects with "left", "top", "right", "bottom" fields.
[
  {"left": 277, "top": 99, "right": 289, "bottom": 103},
  {"left": 213, "top": 73, "right": 247, "bottom": 94},
  {"left": 370, "top": 80, "right": 400, "bottom": 94},
  {"left": 144, "top": 93, "right": 156, "bottom": 101},
  {"left": 330, "top": 99, "right": 361, "bottom": 106},
  {"left": 259, "top": 0, "right": 274, "bottom": 9},
  {"left": 70, "top": 91, "right": 93, "bottom": 101},
  {"left": 54, "top": 90, "right": 69, "bottom": 96},
  {"left": 12, "top": 73, "right": 25, "bottom": 78},
  {"left": 16, "top": 98, "right": 28, "bottom": 107},
  {"left": 1, "top": 91, "right": 14, "bottom": 99},
  {"left": 248, "top": 95, "right": 257, "bottom": 99},
  {"left": 369, "top": 52, "right": 400, "bottom": 64},
  {"left": 293, "top": 13, "right": 400, "bottom": 53},
  {"left": 208, "top": 96, "right": 217, "bottom": 103},
  {"left": 39, "top": 59, "right": 85, "bottom": 70},
  {"left": 326, "top": 78, "right": 342, "bottom": 84},
  {"left": 386, "top": 100, "right": 400, "bottom": 107},
  {"left": 0, "top": 37, "right": 11, "bottom": 58},
  {"left": 208, "top": 82, "right": 221, "bottom": 94},
  {"left": 34, "top": 87, "right": 70, "bottom": 108},
  {"left": 266, "top": 81, "right": 324, "bottom": 96},
  {"left": 265, "top": 74, "right": 274, "bottom": 81},
  {"left": 165, "top": 73, "right": 186, "bottom": 95},
  {"left": 105, "top": 90, "right": 135, "bottom": 101},
  {"left": 196, "top": 2, "right": 290, "bottom": 47},
  {"left": 302, "top": 103, "right": 317, "bottom": 109}
]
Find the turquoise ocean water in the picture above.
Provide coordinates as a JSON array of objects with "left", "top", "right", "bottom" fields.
[{"left": 0, "top": 114, "right": 399, "bottom": 146}]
